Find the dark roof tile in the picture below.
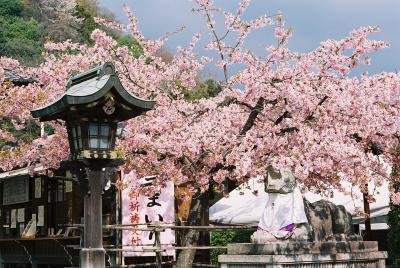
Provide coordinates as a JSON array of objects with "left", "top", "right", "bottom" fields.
[{"left": 4, "top": 70, "right": 36, "bottom": 85}]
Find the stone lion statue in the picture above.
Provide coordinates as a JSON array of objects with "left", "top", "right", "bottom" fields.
[{"left": 251, "top": 166, "right": 359, "bottom": 243}]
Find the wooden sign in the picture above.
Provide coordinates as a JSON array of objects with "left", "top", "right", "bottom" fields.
[
  {"left": 17, "top": 208, "right": 25, "bottom": 222},
  {"left": 3, "top": 177, "right": 29, "bottom": 205},
  {"left": 37, "top": 205, "right": 44, "bottom": 227},
  {"left": 11, "top": 209, "right": 16, "bottom": 228},
  {"left": 35, "top": 178, "right": 42, "bottom": 198}
]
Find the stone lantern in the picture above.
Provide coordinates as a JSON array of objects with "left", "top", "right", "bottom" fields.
[
  {"left": 31, "top": 62, "right": 154, "bottom": 267},
  {"left": 32, "top": 62, "right": 154, "bottom": 166}
]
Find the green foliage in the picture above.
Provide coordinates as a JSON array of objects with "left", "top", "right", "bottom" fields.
[
  {"left": 393, "top": 258, "right": 400, "bottom": 268},
  {"left": 116, "top": 35, "right": 144, "bottom": 58},
  {"left": 183, "top": 79, "right": 223, "bottom": 101},
  {"left": 210, "top": 230, "right": 252, "bottom": 264},
  {"left": 388, "top": 182, "right": 400, "bottom": 266},
  {"left": 0, "top": 16, "right": 41, "bottom": 40},
  {"left": 75, "top": 4, "right": 97, "bottom": 44},
  {"left": 0, "top": 119, "right": 40, "bottom": 148},
  {"left": 75, "top": 2, "right": 143, "bottom": 59},
  {"left": 0, "top": 15, "right": 42, "bottom": 65},
  {"left": 0, "top": 0, "right": 143, "bottom": 65},
  {"left": 43, "top": 123, "right": 54, "bottom": 135},
  {"left": 0, "top": 0, "right": 43, "bottom": 65},
  {"left": 0, "top": 0, "right": 23, "bottom": 17}
]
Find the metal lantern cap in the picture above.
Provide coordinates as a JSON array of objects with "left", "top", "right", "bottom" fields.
[
  {"left": 31, "top": 62, "right": 154, "bottom": 122},
  {"left": 30, "top": 62, "right": 155, "bottom": 161}
]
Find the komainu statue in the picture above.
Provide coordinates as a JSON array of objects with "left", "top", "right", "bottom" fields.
[{"left": 251, "top": 166, "right": 359, "bottom": 243}]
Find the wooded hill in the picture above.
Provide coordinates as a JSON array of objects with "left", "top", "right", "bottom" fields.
[{"left": 0, "top": 0, "right": 137, "bottom": 66}]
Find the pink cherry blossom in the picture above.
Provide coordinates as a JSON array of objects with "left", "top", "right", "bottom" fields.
[{"left": 0, "top": 1, "right": 399, "bottom": 205}]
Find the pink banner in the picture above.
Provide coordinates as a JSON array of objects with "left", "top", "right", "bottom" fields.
[{"left": 122, "top": 172, "right": 175, "bottom": 257}]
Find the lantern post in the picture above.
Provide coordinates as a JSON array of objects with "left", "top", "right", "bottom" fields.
[{"left": 31, "top": 62, "right": 154, "bottom": 267}]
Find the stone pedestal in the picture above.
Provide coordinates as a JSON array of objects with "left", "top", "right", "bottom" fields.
[
  {"left": 80, "top": 248, "right": 105, "bottom": 268},
  {"left": 219, "top": 241, "right": 387, "bottom": 268}
]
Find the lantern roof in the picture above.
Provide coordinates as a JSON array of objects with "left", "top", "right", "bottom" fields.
[{"left": 31, "top": 62, "right": 155, "bottom": 122}]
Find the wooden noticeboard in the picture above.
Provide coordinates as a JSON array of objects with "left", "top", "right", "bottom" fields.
[{"left": 3, "top": 177, "right": 29, "bottom": 205}]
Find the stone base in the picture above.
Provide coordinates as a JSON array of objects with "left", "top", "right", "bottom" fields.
[
  {"left": 218, "top": 241, "right": 387, "bottom": 268},
  {"left": 80, "top": 248, "right": 105, "bottom": 268}
]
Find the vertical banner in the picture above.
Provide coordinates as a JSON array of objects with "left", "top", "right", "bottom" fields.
[
  {"left": 37, "top": 205, "right": 44, "bottom": 227},
  {"left": 17, "top": 208, "right": 25, "bottom": 222},
  {"left": 11, "top": 209, "right": 16, "bottom": 228},
  {"left": 122, "top": 172, "right": 175, "bottom": 257},
  {"left": 35, "top": 178, "right": 42, "bottom": 198}
]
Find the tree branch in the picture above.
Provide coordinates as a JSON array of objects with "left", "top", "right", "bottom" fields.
[
  {"left": 240, "top": 97, "right": 265, "bottom": 135},
  {"left": 274, "top": 110, "right": 291, "bottom": 125}
]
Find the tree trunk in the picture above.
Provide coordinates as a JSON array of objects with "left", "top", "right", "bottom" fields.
[
  {"left": 176, "top": 228, "right": 201, "bottom": 268},
  {"left": 176, "top": 97, "right": 265, "bottom": 268},
  {"left": 176, "top": 192, "right": 208, "bottom": 268}
]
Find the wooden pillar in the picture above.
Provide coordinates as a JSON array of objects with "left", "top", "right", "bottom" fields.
[
  {"left": 363, "top": 183, "right": 371, "bottom": 240},
  {"left": 199, "top": 191, "right": 210, "bottom": 263},
  {"left": 80, "top": 170, "right": 105, "bottom": 268}
]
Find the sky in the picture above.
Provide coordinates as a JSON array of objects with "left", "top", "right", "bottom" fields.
[{"left": 99, "top": 0, "right": 400, "bottom": 79}]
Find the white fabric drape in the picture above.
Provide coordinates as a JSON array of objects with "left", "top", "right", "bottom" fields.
[{"left": 257, "top": 187, "right": 308, "bottom": 232}]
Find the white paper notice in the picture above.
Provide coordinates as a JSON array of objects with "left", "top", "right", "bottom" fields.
[
  {"left": 17, "top": 208, "right": 25, "bottom": 222},
  {"left": 37, "top": 205, "right": 44, "bottom": 227},
  {"left": 65, "top": 181, "right": 73, "bottom": 193},
  {"left": 11, "top": 209, "right": 16, "bottom": 228},
  {"left": 35, "top": 178, "right": 42, "bottom": 198}
]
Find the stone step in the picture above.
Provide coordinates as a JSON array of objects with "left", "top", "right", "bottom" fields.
[
  {"left": 227, "top": 241, "right": 380, "bottom": 255},
  {"left": 219, "top": 251, "right": 388, "bottom": 267}
]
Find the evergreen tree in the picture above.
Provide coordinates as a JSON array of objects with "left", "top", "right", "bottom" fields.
[
  {"left": 0, "top": 0, "right": 42, "bottom": 65},
  {"left": 0, "top": 0, "right": 23, "bottom": 16}
]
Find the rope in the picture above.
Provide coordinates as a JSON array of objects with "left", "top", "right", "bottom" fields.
[
  {"left": 105, "top": 250, "right": 112, "bottom": 266},
  {"left": 14, "top": 240, "right": 32, "bottom": 264},
  {"left": 53, "top": 238, "right": 74, "bottom": 267}
]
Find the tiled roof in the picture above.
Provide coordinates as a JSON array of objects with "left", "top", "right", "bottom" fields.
[{"left": 4, "top": 70, "right": 36, "bottom": 85}]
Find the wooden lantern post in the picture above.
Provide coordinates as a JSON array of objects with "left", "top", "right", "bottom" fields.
[{"left": 31, "top": 62, "right": 154, "bottom": 267}]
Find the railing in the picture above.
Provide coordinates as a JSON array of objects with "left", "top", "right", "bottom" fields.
[{"left": 68, "top": 222, "right": 256, "bottom": 268}]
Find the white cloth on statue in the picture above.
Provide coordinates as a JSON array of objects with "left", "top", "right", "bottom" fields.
[{"left": 257, "top": 187, "right": 308, "bottom": 234}]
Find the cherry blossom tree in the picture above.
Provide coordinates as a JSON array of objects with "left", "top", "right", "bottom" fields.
[
  {"left": 1, "top": 0, "right": 400, "bottom": 266},
  {"left": 23, "top": 0, "right": 82, "bottom": 42}
]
